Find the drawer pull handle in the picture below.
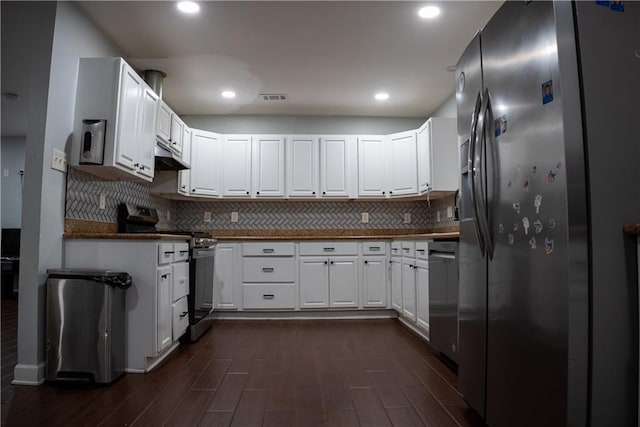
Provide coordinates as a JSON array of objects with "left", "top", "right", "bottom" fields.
[
  {"left": 262, "top": 248, "right": 275, "bottom": 253},
  {"left": 161, "top": 274, "right": 169, "bottom": 279},
  {"left": 179, "top": 250, "right": 189, "bottom": 254},
  {"left": 323, "top": 247, "right": 335, "bottom": 252},
  {"left": 164, "top": 251, "right": 175, "bottom": 255},
  {"left": 417, "top": 249, "right": 425, "bottom": 253},
  {"left": 179, "top": 311, "right": 188, "bottom": 318},
  {"left": 403, "top": 248, "right": 410, "bottom": 252},
  {"left": 369, "top": 247, "right": 380, "bottom": 251},
  {"left": 263, "top": 294, "right": 275, "bottom": 300},
  {"left": 262, "top": 267, "right": 274, "bottom": 273}
]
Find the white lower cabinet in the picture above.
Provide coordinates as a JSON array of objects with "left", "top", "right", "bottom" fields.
[
  {"left": 329, "top": 257, "right": 358, "bottom": 308},
  {"left": 64, "top": 239, "right": 190, "bottom": 372},
  {"left": 214, "top": 243, "right": 241, "bottom": 310},
  {"left": 362, "top": 256, "right": 387, "bottom": 308},
  {"left": 391, "top": 257, "right": 403, "bottom": 313},
  {"left": 416, "top": 259, "right": 429, "bottom": 332},
  {"left": 402, "top": 258, "right": 417, "bottom": 322},
  {"left": 299, "top": 257, "right": 330, "bottom": 308},
  {"left": 242, "top": 242, "right": 296, "bottom": 310},
  {"left": 156, "top": 266, "right": 173, "bottom": 353}
]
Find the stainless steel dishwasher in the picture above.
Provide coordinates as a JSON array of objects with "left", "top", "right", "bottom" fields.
[{"left": 428, "top": 241, "right": 459, "bottom": 363}]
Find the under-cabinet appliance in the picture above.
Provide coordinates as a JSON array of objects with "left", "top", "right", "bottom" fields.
[
  {"left": 79, "top": 119, "right": 106, "bottom": 165},
  {"left": 428, "top": 241, "right": 458, "bottom": 363},
  {"left": 456, "top": 2, "right": 639, "bottom": 426},
  {"left": 117, "top": 203, "right": 216, "bottom": 342}
]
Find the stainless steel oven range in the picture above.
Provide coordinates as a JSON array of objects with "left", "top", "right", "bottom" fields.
[{"left": 117, "top": 203, "right": 215, "bottom": 342}]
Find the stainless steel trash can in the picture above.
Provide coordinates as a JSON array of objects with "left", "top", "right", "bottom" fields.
[{"left": 46, "top": 269, "right": 132, "bottom": 384}]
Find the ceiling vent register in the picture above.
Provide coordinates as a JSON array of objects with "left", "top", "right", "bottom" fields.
[{"left": 260, "top": 93, "right": 288, "bottom": 101}]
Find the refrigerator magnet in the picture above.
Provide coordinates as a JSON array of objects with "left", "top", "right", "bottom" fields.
[
  {"left": 542, "top": 80, "right": 554, "bottom": 105},
  {"left": 498, "top": 224, "right": 505, "bottom": 234},
  {"left": 610, "top": 0, "right": 624, "bottom": 12},
  {"left": 508, "top": 234, "right": 515, "bottom": 245},
  {"left": 547, "top": 170, "right": 557, "bottom": 183},
  {"left": 534, "top": 194, "right": 542, "bottom": 213},
  {"left": 522, "top": 180, "right": 531, "bottom": 192},
  {"left": 531, "top": 165, "right": 538, "bottom": 179},
  {"left": 544, "top": 238, "right": 554, "bottom": 255},
  {"left": 548, "top": 218, "right": 556, "bottom": 229},
  {"left": 522, "top": 217, "right": 530, "bottom": 235},
  {"left": 529, "top": 237, "right": 537, "bottom": 250},
  {"left": 556, "top": 161, "right": 563, "bottom": 169},
  {"left": 494, "top": 115, "right": 507, "bottom": 137},
  {"left": 507, "top": 180, "right": 512, "bottom": 188},
  {"left": 513, "top": 202, "right": 521, "bottom": 214},
  {"left": 533, "top": 220, "right": 543, "bottom": 234},
  {"left": 513, "top": 222, "right": 519, "bottom": 232}
]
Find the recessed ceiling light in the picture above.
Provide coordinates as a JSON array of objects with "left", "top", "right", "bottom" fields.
[
  {"left": 374, "top": 92, "right": 390, "bottom": 101},
  {"left": 418, "top": 5, "right": 441, "bottom": 19},
  {"left": 221, "top": 90, "right": 236, "bottom": 99},
  {"left": 177, "top": 1, "right": 200, "bottom": 14}
]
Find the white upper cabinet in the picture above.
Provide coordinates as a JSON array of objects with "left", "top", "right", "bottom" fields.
[
  {"left": 178, "top": 126, "right": 191, "bottom": 196},
  {"left": 136, "top": 86, "right": 159, "bottom": 180},
  {"left": 357, "top": 135, "right": 387, "bottom": 197},
  {"left": 170, "top": 114, "right": 184, "bottom": 155},
  {"left": 114, "top": 63, "right": 142, "bottom": 172},
  {"left": 72, "top": 58, "right": 158, "bottom": 182},
  {"left": 388, "top": 130, "right": 418, "bottom": 196},
  {"left": 427, "top": 117, "right": 459, "bottom": 192},
  {"left": 417, "top": 120, "right": 432, "bottom": 194},
  {"left": 156, "top": 101, "right": 172, "bottom": 146},
  {"left": 286, "top": 135, "right": 319, "bottom": 198},
  {"left": 320, "top": 136, "right": 355, "bottom": 198},
  {"left": 223, "top": 135, "right": 252, "bottom": 197},
  {"left": 190, "top": 129, "right": 221, "bottom": 197},
  {"left": 252, "top": 135, "right": 285, "bottom": 197}
]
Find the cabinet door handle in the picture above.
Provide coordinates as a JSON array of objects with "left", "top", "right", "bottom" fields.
[
  {"left": 389, "top": 191, "right": 393, "bottom": 194},
  {"left": 161, "top": 274, "right": 169, "bottom": 279},
  {"left": 263, "top": 294, "right": 275, "bottom": 300},
  {"left": 382, "top": 191, "right": 386, "bottom": 195},
  {"left": 323, "top": 247, "right": 335, "bottom": 252},
  {"left": 192, "top": 189, "right": 196, "bottom": 192},
  {"left": 134, "top": 163, "right": 139, "bottom": 167},
  {"left": 179, "top": 311, "right": 188, "bottom": 318},
  {"left": 364, "top": 260, "right": 368, "bottom": 264},
  {"left": 330, "top": 260, "right": 334, "bottom": 265},
  {"left": 312, "top": 191, "right": 316, "bottom": 195},
  {"left": 262, "top": 267, "right": 274, "bottom": 273},
  {"left": 181, "top": 185, "right": 186, "bottom": 190},
  {"left": 246, "top": 191, "right": 250, "bottom": 195},
  {"left": 256, "top": 191, "right": 260, "bottom": 195},
  {"left": 140, "top": 165, "right": 145, "bottom": 170},
  {"left": 322, "top": 191, "right": 326, "bottom": 195},
  {"left": 262, "top": 248, "right": 274, "bottom": 253},
  {"left": 324, "top": 261, "right": 328, "bottom": 265}
]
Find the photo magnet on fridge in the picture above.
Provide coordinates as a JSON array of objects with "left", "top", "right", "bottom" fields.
[
  {"left": 610, "top": 0, "right": 624, "bottom": 12},
  {"left": 542, "top": 80, "right": 554, "bottom": 105}
]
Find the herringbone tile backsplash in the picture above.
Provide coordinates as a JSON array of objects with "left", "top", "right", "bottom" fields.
[
  {"left": 174, "top": 200, "right": 431, "bottom": 230},
  {"left": 66, "top": 168, "right": 457, "bottom": 230},
  {"left": 65, "top": 168, "right": 175, "bottom": 229}
]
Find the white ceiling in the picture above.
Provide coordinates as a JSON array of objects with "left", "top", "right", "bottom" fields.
[{"left": 77, "top": 1, "right": 502, "bottom": 118}]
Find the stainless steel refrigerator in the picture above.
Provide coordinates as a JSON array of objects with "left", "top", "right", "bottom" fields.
[{"left": 456, "top": 2, "right": 639, "bottom": 426}]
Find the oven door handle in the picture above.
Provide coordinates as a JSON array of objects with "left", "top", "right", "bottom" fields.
[{"left": 192, "top": 248, "right": 216, "bottom": 258}]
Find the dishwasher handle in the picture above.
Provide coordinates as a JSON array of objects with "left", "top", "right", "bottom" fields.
[{"left": 428, "top": 252, "right": 456, "bottom": 260}]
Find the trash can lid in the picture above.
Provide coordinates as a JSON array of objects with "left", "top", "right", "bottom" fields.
[{"left": 47, "top": 268, "right": 129, "bottom": 277}]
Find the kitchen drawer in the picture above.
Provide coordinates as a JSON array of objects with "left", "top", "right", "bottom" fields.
[
  {"left": 243, "top": 242, "right": 294, "bottom": 257},
  {"left": 415, "top": 241, "right": 429, "bottom": 260},
  {"left": 362, "top": 241, "right": 388, "bottom": 256},
  {"left": 242, "top": 284, "right": 295, "bottom": 309},
  {"left": 172, "top": 296, "right": 189, "bottom": 339},
  {"left": 158, "top": 243, "right": 175, "bottom": 265},
  {"left": 298, "top": 242, "right": 358, "bottom": 256},
  {"left": 243, "top": 257, "right": 295, "bottom": 283},
  {"left": 401, "top": 241, "right": 416, "bottom": 258},
  {"left": 174, "top": 243, "right": 190, "bottom": 262},
  {"left": 390, "top": 241, "right": 402, "bottom": 257},
  {"left": 172, "top": 261, "right": 189, "bottom": 301}
]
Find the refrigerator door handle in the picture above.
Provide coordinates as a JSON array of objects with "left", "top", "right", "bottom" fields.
[
  {"left": 474, "top": 89, "right": 494, "bottom": 259},
  {"left": 469, "top": 91, "right": 487, "bottom": 257},
  {"left": 484, "top": 88, "right": 499, "bottom": 259}
]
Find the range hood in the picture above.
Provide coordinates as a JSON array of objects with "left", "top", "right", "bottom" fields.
[{"left": 154, "top": 144, "right": 189, "bottom": 170}]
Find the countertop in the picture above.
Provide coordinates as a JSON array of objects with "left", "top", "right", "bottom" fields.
[
  {"left": 64, "top": 232, "right": 192, "bottom": 241},
  {"left": 210, "top": 232, "right": 459, "bottom": 241}
]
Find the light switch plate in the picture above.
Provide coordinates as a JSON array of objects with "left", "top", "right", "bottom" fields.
[
  {"left": 436, "top": 211, "right": 441, "bottom": 222},
  {"left": 361, "top": 212, "right": 369, "bottom": 224},
  {"left": 231, "top": 211, "right": 239, "bottom": 223},
  {"left": 99, "top": 193, "right": 106, "bottom": 210},
  {"left": 3, "top": 169, "right": 8, "bottom": 178},
  {"left": 51, "top": 148, "right": 67, "bottom": 173},
  {"left": 204, "top": 211, "right": 212, "bottom": 223},
  {"left": 403, "top": 213, "right": 411, "bottom": 224},
  {"left": 447, "top": 206, "right": 453, "bottom": 218},
  {"left": 166, "top": 210, "right": 171, "bottom": 222}
]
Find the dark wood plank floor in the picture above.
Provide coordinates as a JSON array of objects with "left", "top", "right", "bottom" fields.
[
  {"left": 1, "top": 298, "right": 18, "bottom": 405},
  {"left": 1, "top": 314, "right": 485, "bottom": 426}
]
